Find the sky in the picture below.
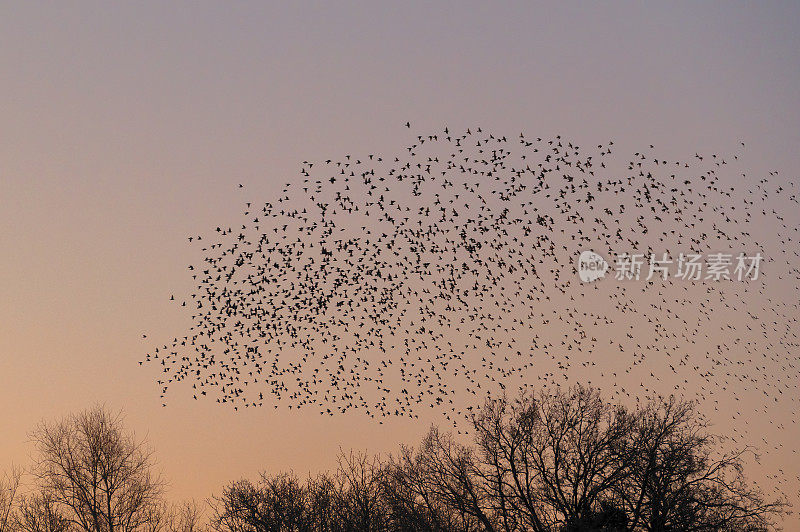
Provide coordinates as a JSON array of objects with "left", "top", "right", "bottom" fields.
[{"left": 1, "top": 0, "right": 799, "bottom": 520}]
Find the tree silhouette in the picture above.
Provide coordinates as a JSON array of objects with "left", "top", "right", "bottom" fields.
[
  {"left": 0, "top": 467, "right": 21, "bottom": 532},
  {"left": 2, "top": 391, "right": 786, "bottom": 531},
  {"left": 618, "top": 397, "right": 782, "bottom": 531},
  {"left": 210, "top": 386, "right": 787, "bottom": 531},
  {"left": 29, "top": 406, "right": 165, "bottom": 532},
  {"left": 14, "top": 492, "right": 71, "bottom": 532}
]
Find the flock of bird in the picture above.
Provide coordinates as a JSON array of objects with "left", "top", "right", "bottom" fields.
[{"left": 142, "top": 124, "right": 799, "bottom": 500}]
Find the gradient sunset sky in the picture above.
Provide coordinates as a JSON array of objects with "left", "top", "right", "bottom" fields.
[{"left": 1, "top": 1, "right": 799, "bottom": 522}]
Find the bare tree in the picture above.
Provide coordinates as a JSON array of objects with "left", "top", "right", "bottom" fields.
[
  {"left": 211, "top": 452, "right": 391, "bottom": 532},
  {"left": 388, "top": 385, "right": 785, "bottom": 532},
  {"left": 162, "top": 502, "right": 204, "bottom": 532},
  {"left": 391, "top": 427, "right": 497, "bottom": 531},
  {"left": 386, "top": 436, "right": 487, "bottom": 532},
  {"left": 0, "top": 467, "right": 22, "bottom": 532},
  {"left": 330, "top": 450, "right": 389, "bottom": 531},
  {"left": 30, "top": 405, "right": 164, "bottom": 532},
  {"left": 208, "top": 386, "right": 787, "bottom": 531},
  {"left": 211, "top": 472, "right": 313, "bottom": 532},
  {"left": 470, "top": 386, "right": 633, "bottom": 531},
  {"left": 304, "top": 474, "right": 337, "bottom": 531},
  {"left": 618, "top": 396, "right": 787, "bottom": 531},
  {"left": 14, "top": 492, "right": 72, "bottom": 532}
]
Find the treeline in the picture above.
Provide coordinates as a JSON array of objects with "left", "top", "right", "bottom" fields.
[{"left": 0, "top": 386, "right": 788, "bottom": 532}]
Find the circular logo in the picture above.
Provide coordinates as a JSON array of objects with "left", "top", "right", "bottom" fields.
[{"left": 577, "top": 250, "right": 608, "bottom": 282}]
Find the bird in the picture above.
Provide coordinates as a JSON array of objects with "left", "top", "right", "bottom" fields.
[{"left": 140, "top": 125, "right": 799, "bottom": 501}]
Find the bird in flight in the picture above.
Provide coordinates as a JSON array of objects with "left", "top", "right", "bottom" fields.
[{"left": 141, "top": 126, "right": 799, "bottom": 502}]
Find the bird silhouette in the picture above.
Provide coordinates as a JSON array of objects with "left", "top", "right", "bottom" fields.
[{"left": 141, "top": 125, "right": 800, "bottom": 503}]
